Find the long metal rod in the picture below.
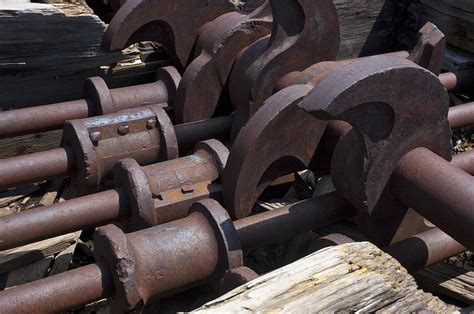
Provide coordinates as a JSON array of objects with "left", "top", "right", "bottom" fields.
[
  {"left": 0, "top": 188, "right": 128, "bottom": 250},
  {"left": 174, "top": 115, "right": 234, "bottom": 154},
  {"left": 447, "top": 101, "right": 474, "bottom": 129},
  {"left": 0, "top": 99, "right": 93, "bottom": 138},
  {"left": 0, "top": 147, "right": 75, "bottom": 191},
  {"left": 385, "top": 227, "right": 465, "bottom": 271},
  {"left": 0, "top": 262, "right": 115, "bottom": 313},
  {"left": 391, "top": 147, "right": 474, "bottom": 250},
  {"left": 234, "top": 192, "right": 354, "bottom": 251},
  {"left": 0, "top": 114, "right": 230, "bottom": 191}
]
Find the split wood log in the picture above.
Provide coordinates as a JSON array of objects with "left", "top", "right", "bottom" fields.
[{"left": 194, "top": 242, "right": 456, "bottom": 313}]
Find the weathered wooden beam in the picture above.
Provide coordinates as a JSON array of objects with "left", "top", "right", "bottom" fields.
[
  {"left": 194, "top": 242, "right": 456, "bottom": 313},
  {"left": 0, "top": 2, "right": 135, "bottom": 110}
]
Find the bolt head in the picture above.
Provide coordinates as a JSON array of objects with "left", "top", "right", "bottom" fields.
[
  {"left": 118, "top": 125, "right": 130, "bottom": 135},
  {"left": 146, "top": 118, "right": 156, "bottom": 129},
  {"left": 89, "top": 131, "right": 102, "bottom": 142}
]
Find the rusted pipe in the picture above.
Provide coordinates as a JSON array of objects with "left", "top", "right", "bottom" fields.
[
  {"left": 385, "top": 228, "right": 466, "bottom": 271},
  {"left": 0, "top": 194, "right": 352, "bottom": 312},
  {"left": 0, "top": 147, "right": 75, "bottom": 191},
  {"left": 451, "top": 149, "right": 474, "bottom": 175},
  {"left": 0, "top": 99, "right": 93, "bottom": 138},
  {"left": 234, "top": 192, "right": 354, "bottom": 251},
  {"left": 391, "top": 147, "right": 474, "bottom": 251},
  {"left": 0, "top": 109, "right": 231, "bottom": 192},
  {"left": 174, "top": 115, "right": 234, "bottom": 154},
  {"left": 448, "top": 101, "right": 474, "bottom": 129},
  {"left": 0, "top": 140, "right": 227, "bottom": 250},
  {"left": 0, "top": 67, "right": 180, "bottom": 139},
  {"left": 0, "top": 262, "right": 115, "bottom": 313},
  {"left": 0, "top": 188, "right": 128, "bottom": 250}
]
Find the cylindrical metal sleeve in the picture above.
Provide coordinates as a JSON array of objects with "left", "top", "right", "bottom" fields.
[
  {"left": 0, "top": 188, "right": 128, "bottom": 250},
  {"left": 110, "top": 81, "right": 169, "bottom": 112},
  {"left": 0, "top": 99, "right": 92, "bottom": 139},
  {"left": 391, "top": 147, "right": 474, "bottom": 251},
  {"left": 439, "top": 72, "right": 457, "bottom": 91},
  {"left": 126, "top": 211, "right": 220, "bottom": 302},
  {"left": 451, "top": 150, "right": 474, "bottom": 175},
  {"left": 448, "top": 101, "right": 474, "bottom": 129},
  {"left": 234, "top": 192, "right": 355, "bottom": 251},
  {"left": 385, "top": 228, "right": 465, "bottom": 272},
  {"left": 0, "top": 262, "right": 115, "bottom": 313},
  {"left": 174, "top": 115, "right": 234, "bottom": 154},
  {"left": 0, "top": 147, "right": 76, "bottom": 191}
]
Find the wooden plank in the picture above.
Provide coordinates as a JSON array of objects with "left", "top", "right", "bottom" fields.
[
  {"left": 194, "top": 242, "right": 456, "bottom": 313},
  {"left": 415, "top": 262, "right": 474, "bottom": 305},
  {"left": 2, "top": 257, "right": 54, "bottom": 288},
  {"left": 0, "top": 3, "right": 135, "bottom": 110},
  {"left": 0, "top": 233, "right": 78, "bottom": 274},
  {"left": 418, "top": 1, "right": 474, "bottom": 54}
]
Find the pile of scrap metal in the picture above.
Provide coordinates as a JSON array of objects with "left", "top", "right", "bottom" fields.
[{"left": 0, "top": 0, "right": 473, "bottom": 312}]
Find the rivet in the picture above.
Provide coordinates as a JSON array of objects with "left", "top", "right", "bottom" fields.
[
  {"left": 181, "top": 185, "right": 194, "bottom": 194},
  {"left": 146, "top": 118, "right": 156, "bottom": 129},
  {"left": 89, "top": 131, "right": 102, "bottom": 142},
  {"left": 118, "top": 125, "right": 129, "bottom": 135}
]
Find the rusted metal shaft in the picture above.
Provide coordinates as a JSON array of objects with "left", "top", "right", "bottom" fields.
[
  {"left": 0, "top": 99, "right": 93, "bottom": 138},
  {"left": 0, "top": 112, "right": 230, "bottom": 191},
  {"left": 0, "top": 140, "right": 226, "bottom": 250},
  {"left": 392, "top": 147, "right": 474, "bottom": 251},
  {"left": 0, "top": 262, "right": 115, "bottom": 313},
  {"left": 0, "top": 147, "right": 75, "bottom": 191},
  {"left": 0, "top": 194, "right": 353, "bottom": 311},
  {"left": 451, "top": 149, "right": 474, "bottom": 175},
  {"left": 234, "top": 192, "right": 354, "bottom": 251},
  {"left": 174, "top": 115, "right": 234, "bottom": 154},
  {"left": 0, "top": 188, "right": 128, "bottom": 250},
  {"left": 448, "top": 101, "right": 474, "bottom": 129},
  {"left": 0, "top": 68, "right": 178, "bottom": 139},
  {"left": 385, "top": 228, "right": 465, "bottom": 271}
]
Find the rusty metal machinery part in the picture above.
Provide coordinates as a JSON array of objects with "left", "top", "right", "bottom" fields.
[
  {"left": 1, "top": 192, "right": 465, "bottom": 312},
  {"left": 0, "top": 66, "right": 180, "bottom": 139},
  {"left": 384, "top": 227, "right": 466, "bottom": 272},
  {"left": 227, "top": 0, "right": 340, "bottom": 137},
  {"left": 0, "top": 107, "right": 233, "bottom": 193},
  {"left": 275, "top": 22, "right": 446, "bottom": 93},
  {"left": 103, "top": 0, "right": 236, "bottom": 68},
  {"left": 448, "top": 101, "right": 474, "bottom": 128},
  {"left": 390, "top": 147, "right": 474, "bottom": 250},
  {"left": 223, "top": 84, "right": 327, "bottom": 219},
  {"left": 0, "top": 140, "right": 228, "bottom": 250},
  {"left": 298, "top": 56, "right": 474, "bottom": 249},
  {"left": 300, "top": 56, "right": 451, "bottom": 216},
  {"left": 0, "top": 193, "right": 354, "bottom": 312},
  {"left": 173, "top": 2, "right": 273, "bottom": 123}
]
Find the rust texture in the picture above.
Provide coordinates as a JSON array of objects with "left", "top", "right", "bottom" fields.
[
  {"left": 0, "top": 66, "right": 180, "bottom": 139},
  {"left": 0, "top": 140, "right": 228, "bottom": 250},
  {"left": 0, "top": 107, "right": 233, "bottom": 193}
]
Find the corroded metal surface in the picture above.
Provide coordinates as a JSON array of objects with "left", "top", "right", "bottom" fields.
[
  {"left": 228, "top": 0, "right": 340, "bottom": 135},
  {"left": 299, "top": 56, "right": 452, "bottom": 245},
  {"left": 103, "top": 0, "right": 236, "bottom": 67},
  {"left": 174, "top": 2, "right": 272, "bottom": 123},
  {"left": 0, "top": 107, "right": 232, "bottom": 192},
  {"left": 0, "top": 140, "right": 228, "bottom": 250},
  {"left": 0, "top": 66, "right": 180, "bottom": 139}
]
